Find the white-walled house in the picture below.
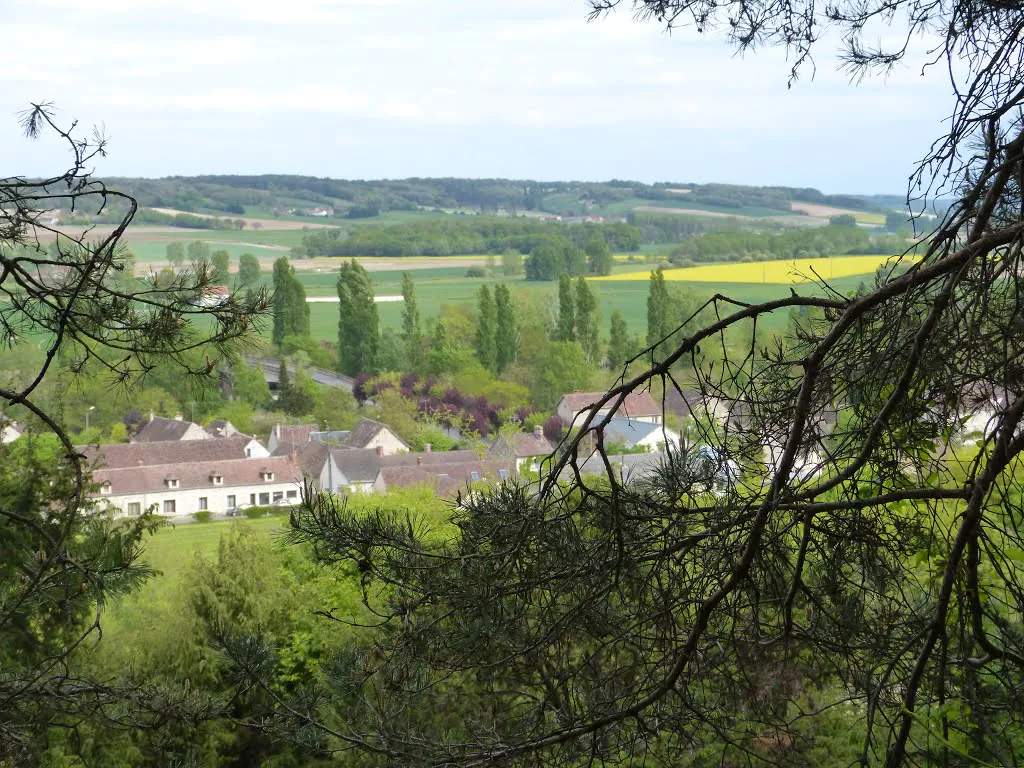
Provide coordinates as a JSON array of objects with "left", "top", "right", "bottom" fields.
[
  {"left": 270, "top": 418, "right": 410, "bottom": 457},
  {"left": 81, "top": 435, "right": 269, "bottom": 469},
  {"left": 0, "top": 419, "right": 23, "bottom": 445},
  {"left": 489, "top": 426, "right": 555, "bottom": 473},
  {"left": 557, "top": 391, "right": 663, "bottom": 428},
  {"left": 268, "top": 423, "right": 319, "bottom": 454},
  {"left": 602, "top": 417, "right": 681, "bottom": 452},
  {"left": 92, "top": 454, "right": 303, "bottom": 517}
]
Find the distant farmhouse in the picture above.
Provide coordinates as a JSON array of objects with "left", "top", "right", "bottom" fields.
[
  {"left": 557, "top": 391, "right": 662, "bottom": 428},
  {"left": 489, "top": 425, "right": 554, "bottom": 473}
]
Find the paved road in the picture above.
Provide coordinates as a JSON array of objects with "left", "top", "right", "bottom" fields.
[{"left": 244, "top": 355, "right": 356, "bottom": 392}]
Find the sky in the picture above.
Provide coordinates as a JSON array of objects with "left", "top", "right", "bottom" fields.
[{"left": 0, "top": 0, "right": 953, "bottom": 194}]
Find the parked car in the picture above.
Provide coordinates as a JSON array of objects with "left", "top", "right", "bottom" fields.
[{"left": 227, "top": 503, "right": 252, "bottom": 517}]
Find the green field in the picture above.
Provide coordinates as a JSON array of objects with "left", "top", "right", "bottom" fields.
[{"left": 103, "top": 516, "right": 287, "bottom": 635}]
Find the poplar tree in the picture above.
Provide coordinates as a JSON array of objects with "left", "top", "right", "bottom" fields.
[
  {"left": 272, "top": 257, "right": 310, "bottom": 346},
  {"left": 337, "top": 259, "right": 379, "bottom": 376},
  {"left": 607, "top": 310, "right": 635, "bottom": 369},
  {"left": 575, "top": 277, "right": 599, "bottom": 363},
  {"left": 494, "top": 283, "right": 518, "bottom": 374},
  {"left": 238, "top": 253, "right": 261, "bottom": 286},
  {"left": 555, "top": 273, "right": 575, "bottom": 342},
  {"left": 474, "top": 284, "right": 497, "bottom": 372},
  {"left": 400, "top": 271, "right": 422, "bottom": 369},
  {"left": 585, "top": 237, "right": 614, "bottom": 276},
  {"left": 646, "top": 268, "right": 671, "bottom": 356}
]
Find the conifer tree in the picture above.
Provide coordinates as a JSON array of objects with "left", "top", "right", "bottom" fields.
[
  {"left": 555, "top": 273, "right": 575, "bottom": 342},
  {"left": 575, "top": 277, "right": 599, "bottom": 363},
  {"left": 400, "top": 271, "right": 422, "bottom": 369},
  {"left": 474, "top": 284, "right": 497, "bottom": 372},
  {"left": 336, "top": 259, "right": 379, "bottom": 376},
  {"left": 494, "top": 283, "right": 518, "bottom": 374}
]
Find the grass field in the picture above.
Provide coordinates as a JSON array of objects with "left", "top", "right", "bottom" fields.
[{"left": 594, "top": 255, "right": 914, "bottom": 285}]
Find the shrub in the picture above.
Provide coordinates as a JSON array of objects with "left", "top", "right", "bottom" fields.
[
  {"left": 192, "top": 510, "right": 212, "bottom": 524},
  {"left": 465, "top": 266, "right": 487, "bottom": 278},
  {"left": 244, "top": 506, "right": 272, "bottom": 519}
]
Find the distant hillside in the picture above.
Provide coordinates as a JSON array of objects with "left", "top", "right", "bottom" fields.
[{"left": 93, "top": 175, "right": 895, "bottom": 223}]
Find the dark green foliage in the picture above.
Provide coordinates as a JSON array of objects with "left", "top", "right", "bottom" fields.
[
  {"left": 299, "top": 218, "right": 640, "bottom": 258},
  {"left": 555, "top": 274, "right": 576, "bottom": 342},
  {"left": 494, "top": 284, "right": 518, "bottom": 374},
  {"left": 465, "top": 266, "right": 487, "bottom": 277},
  {"left": 829, "top": 213, "right": 858, "bottom": 227},
  {"left": 276, "top": 361, "right": 317, "bottom": 416},
  {"left": 607, "top": 309, "right": 636, "bottom": 368},
  {"left": 192, "top": 510, "right": 212, "bottom": 523},
  {"left": 526, "top": 237, "right": 588, "bottom": 281},
  {"left": 575, "top": 277, "right": 599, "bottom": 362},
  {"left": 211, "top": 249, "right": 230, "bottom": 278},
  {"left": 400, "top": 271, "right": 423, "bottom": 369},
  {"left": 375, "top": 327, "right": 407, "bottom": 372},
  {"left": 585, "top": 237, "right": 614, "bottom": 276},
  {"left": 336, "top": 259, "right": 380, "bottom": 376},
  {"left": 474, "top": 285, "right": 497, "bottom": 372},
  {"left": 166, "top": 241, "right": 184, "bottom": 266},
  {"left": 668, "top": 224, "right": 905, "bottom": 263},
  {"left": 238, "top": 252, "right": 261, "bottom": 286},
  {"left": 271, "top": 257, "right": 310, "bottom": 346},
  {"left": 646, "top": 268, "right": 670, "bottom": 353},
  {"left": 187, "top": 239, "right": 211, "bottom": 264}
]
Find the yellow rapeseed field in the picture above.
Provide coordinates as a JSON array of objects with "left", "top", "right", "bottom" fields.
[{"left": 594, "top": 255, "right": 917, "bottom": 284}]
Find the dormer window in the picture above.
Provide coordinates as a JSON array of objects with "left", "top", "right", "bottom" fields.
[
  {"left": 210, "top": 474, "right": 224, "bottom": 486},
  {"left": 260, "top": 471, "right": 274, "bottom": 482},
  {"left": 165, "top": 478, "right": 179, "bottom": 489},
  {"left": 100, "top": 482, "right": 112, "bottom": 495}
]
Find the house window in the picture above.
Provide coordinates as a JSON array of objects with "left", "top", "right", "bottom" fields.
[
  {"left": 211, "top": 475, "right": 223, "bottom": 486},
  {"left": 272, "top": 491, "right": 283, "bottom": 502},
  {"left": 166, "top": 479, "right": 179, "bottom": 489},
  {"left": 260, "top": 471, "right": 275, "bottom": 482},
  {"left": 198, "top": 497, "right": 208, "bottom": 511},
  {"left": 286, "top": 490, "right": 297, "bottom": 499},
  {"left": 163, "top": 499, "right": 176, "bottom": 515},
  {"left": 127, "top": 502, "right": 141, "bottom": 516},
  {"left": 249, "top": 493, "right": 256, "bottom": 505},
  {"left": 258, "top": 493, "right": 270, "bottom": 505},
  {"left": 226, "top": 495, "right": 236, "bottom": 508},
  {"left": 100, "top": 482, "right": 112, "bottom": 495},
  {"left": 246, "top": 448, "right": 252, "bottom": 458}
]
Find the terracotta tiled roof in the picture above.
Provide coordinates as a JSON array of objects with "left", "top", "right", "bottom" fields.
[
  {"left": 81, "top": 436, "right": 259, "bottom": 470},
  {"left": 560, "top": 391, "right": 661, "bottom": 419},
  {"left": 513, "top": 432, "right": 554, "bottom": 458},
  {"left": 93, "top": 455, "right": 302, "bottom": 495}
]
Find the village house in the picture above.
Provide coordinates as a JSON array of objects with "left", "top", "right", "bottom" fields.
[
  {"left": 193, "top": 285, "right": 230, "bottom": 308},
  {"left": 269, "top": 418, "right": 409, "bottom": 455},
  {"left": 135, "top": 413, "right": 210, "bottom": 442},
  {"left": 81, "top": 435, "right": 270, "bottom": 470},
  {"left": 206, "top": 419, "right": 243, "bottom": 438},
  {"left": 557, "top": 391, "right": 662, "bottom": 428},
  {"left": 372, "top": 459, "right": 512, "bottom": 495},
  {"left": 93, "top": 454, "right": 303, "bottom": 518},
  {"left": 488, "top": 425, "right": 554, "bottom": 473},
  {"left": 602, "top": 417, "right": 681, "bottom": 453},
  {"left": 0, "top": 419, "right": 23, "bottom": 445}
]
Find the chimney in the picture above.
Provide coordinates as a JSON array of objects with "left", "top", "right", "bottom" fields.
[
  {"left": 174, "top": 413, "right": 183, "bottom": 421},
  {"left": 376, "top": 445, "right": 384, "bottom": 456},
  {"left": 417, "top": 456, "right": 424, "bottom": 465},
  {"left": 533, "top": 425, "right": 544, "bottom": 438},
  {"left": 289, "top": 449, "right": 298, "bottom": 464},
  {"left": 423, "top": 443, "right": 432, "bottom": 453}
]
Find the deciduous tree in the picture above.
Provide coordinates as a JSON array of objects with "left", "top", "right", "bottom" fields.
[
  {"left": 555, "top": 273, "right": 575, "bottom": 342},
  {"left": 575, "top": 277, "right": 599, "bottom": 362},
  {"left": 474, "top": 284, "right": 497, "bottom": 372},
  {"left": 336, "top": 259, "right": 379, "bottom": 376},
  {"left": 494, "top": 283, "right": 518, "bottom": 374}
]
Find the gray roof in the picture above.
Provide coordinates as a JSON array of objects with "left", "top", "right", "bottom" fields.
[
  {"left": 304, "top": 447, "right": 483, "bottom": 486},
  {"left": 342, "top": 418, "right": 410, "bottom": 451},
  {"left": 81, "top": 436, "right": 258, "bottom": 470},
  {"left": 601, "top": 417, "right": 664, "bottom": 447},
  {"left": 270, "top": 423, "right": 319, "bottom": 447},
  {"left": 135, "top": 416, "right": 202, "bottom": 442},
  {"left": 94, "top": 454, "right": 302, "bottom": 496},
  {"left": 206, "top": 419, "right": 242, "bottom": 438},
  {"left": 562, "top": 452, "right": 666, "bottom": 483}
]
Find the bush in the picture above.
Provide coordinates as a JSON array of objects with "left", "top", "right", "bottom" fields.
[
  {"left": 192, "top": 510, "right": 212, "bottom": 524},
  {"left": 465, "top": 266, "right": 487, "bottom": 278},
  {"left": 244, "top": 506, "right": 274, "bottom": 519}
]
